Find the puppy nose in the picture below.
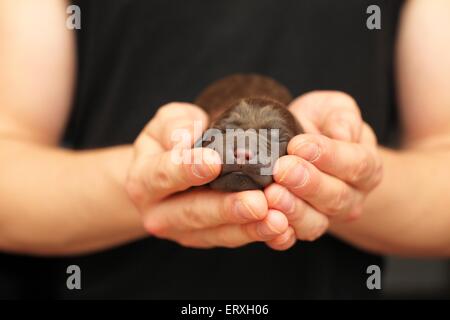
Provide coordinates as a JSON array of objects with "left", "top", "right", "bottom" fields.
[{"left": 234, "top": 148, "right": 254, "bottom": 162}]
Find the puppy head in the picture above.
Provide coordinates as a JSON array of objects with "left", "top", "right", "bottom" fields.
[{"left": 197, "top": 97, "right": 302, "bottom": 191}]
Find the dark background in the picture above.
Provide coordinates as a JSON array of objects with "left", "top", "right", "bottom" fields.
[{"left": 384, "top": 258, "right": 450, "bottom": 299}]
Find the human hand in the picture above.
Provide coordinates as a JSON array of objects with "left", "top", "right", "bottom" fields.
[
  {"left": 265, "top": 91, "right": 383, "bottom": 247},
  {"left": 125, "top": 103, "right": 294, "bottom": 249}
]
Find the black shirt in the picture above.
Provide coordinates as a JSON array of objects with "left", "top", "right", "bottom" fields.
[{"left": 0, "top": 0, "right": 404, "bottom": 299}]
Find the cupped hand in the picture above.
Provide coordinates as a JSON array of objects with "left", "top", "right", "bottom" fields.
[
  {"left": 265, "top": 91, "right": 383, "bottom": 248},
  {"left": 126, "top": 103, "right": 294, "bottom": 249}
]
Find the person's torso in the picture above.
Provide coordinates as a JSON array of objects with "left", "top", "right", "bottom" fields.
[{"left": 1, "top": 0, "right": 403, "bottom": 299}]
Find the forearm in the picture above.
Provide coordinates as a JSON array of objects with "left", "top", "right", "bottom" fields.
[
  {"left": 0, "top": 138, "right": 146, "bottom": 256},
  {"left": 331, "top": 143, "right": 450, "bottom": 257}
]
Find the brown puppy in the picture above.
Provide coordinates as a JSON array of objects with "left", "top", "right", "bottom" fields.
[{"left": 195, "top": 74, "right": 303, "bottom": 192}]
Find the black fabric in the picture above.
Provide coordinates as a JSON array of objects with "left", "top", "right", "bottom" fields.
[{"left": 1, "top": 0, "right": 404, "bottom": 299}]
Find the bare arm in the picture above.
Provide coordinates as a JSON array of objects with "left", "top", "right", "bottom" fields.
[
  {"left": 0, "top": 1, "right": 291, "bottom": 256},
  {"left": 0, "top": 0, "right": 147, "bottom": 255},
  {"left": 266, "top": 0, "right": 450, "bottom": 257},
  {"left": 330, "top": 0, "right": 450, "bottom": 257}
]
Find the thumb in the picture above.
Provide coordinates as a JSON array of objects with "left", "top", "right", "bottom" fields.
[
  {"left": 145, "top": 102, "right": 209, "bottom": 150},
  {"left": 129, "top": 147, "right": 222, "bottom": 203},
  {"left": 289, "top": 91, "right": 362, "bottom": 142}
]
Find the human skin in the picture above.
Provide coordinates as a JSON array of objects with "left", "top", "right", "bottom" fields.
[
  {"left": 0, "top": 0, "right": 291, "bottom": 255},
  {"left": 267, "top": 0, "right": 450, "bottom": 257},
  {"left": 1, "top": 0, "right": 450, "bottom": 256},
  {"left": 194, "top": 74, "right": 303, "bottom": 192}
]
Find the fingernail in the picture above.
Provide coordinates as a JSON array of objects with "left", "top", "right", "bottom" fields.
[
  {"left": 192, "top": 164, "right": 211, "bottom": 178},
  {"left": 234, "top": 199, "right": 259, "bottom": 221},
  {"left": 272, "top": 160, "right": 281, "bottom": 176},
  {"left": 278, "top": 159, "right": 295, "bottom": 182},
  {"left": 257, "top": 222, "right": 278, "bottom": 237},
  {"left": 293, "top": 142, "right": 320, "bottom": 162},
  {"left": 257, "top": 212, "right": 286, "bottom": 237},
  {"left": 281, "top": 164, "right": 309, "bottom": 189}
]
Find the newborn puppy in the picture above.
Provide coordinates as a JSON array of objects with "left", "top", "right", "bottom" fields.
[{"left": 194, "top": 74, "right": 303, "bottom": 192}]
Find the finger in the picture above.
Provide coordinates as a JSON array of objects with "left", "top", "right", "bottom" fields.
[
  {"left": 143, "top": 190, "right": 268, "bottom": 235},
  {"left": 273, "top": 155, "right": 365, "bottom": 219},
  {"left": 144, "top": 102, "right": 209, "bottom": 150},
  {"left": 127, "top": 147, "right": 222, "bottom": 205},
  {"left": 321, "top": 107, "right": 362, "bottom": 142},
  {"left": 179, "top": 209, "right": 289, "bottom": 249},
  {"left": 265, "top": 184, "right": 329, "bottom": 241},
  {"left": 266, "top": 226, "right": 297, "bottom": 251},
  {"left": 289, "top": 91, "right": 362, "bottom": 142},
  {"left": 287, "top": 133, "right": 382, "bottom": 191},
  {"left": 134, "top": 131, "right": 165, "bottom": 158}
]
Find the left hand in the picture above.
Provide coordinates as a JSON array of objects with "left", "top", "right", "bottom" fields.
[{"left": 264, "top": 91, "right": 383, "bottom": 250}]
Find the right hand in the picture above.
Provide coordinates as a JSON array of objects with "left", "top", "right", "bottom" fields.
[{"left": 125, "top": 103, "right": 295, "bottom": 250}]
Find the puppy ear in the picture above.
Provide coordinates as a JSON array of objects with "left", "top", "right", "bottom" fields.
[
  {"left": 193, "top": 136, "right": 205, "bottom": 148},
  {"left": 193, "top": 128, "right": 217, "bottom": 148}
]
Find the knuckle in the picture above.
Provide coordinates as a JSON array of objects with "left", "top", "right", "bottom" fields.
[
  {"left": 152, "top": 168, "right": 173, "bottom": 191},
  {"left": 372, "top": 161, "right": 384, "bottom": 186},
  {"left": 150, "top": 156, "right": 182, "bottom": 192},
  {"left": 347, "top": 205, "right": 364, "bottom": 221},
  {"left": 181, "top": 201, "right": 204, "bottom": 230},
  {"left": 369, "top": 155, "right": 384, "bottom": 186},
  {"left": 144, "top": 218, "right": 167, "bottom": 237},
  {"left": 352, "top": 157, "right": 369, "bottom": 182},
  {"left": 328, "top": 187, "right": 350, "bottom": 214},
  {"left": 350, "top": 151, "right": 372, "bottom": 184},
  {"left": 303, "top": 218, "right": 329, "bottom": 241},
  {"left": 332, "top": 91, "right": 359, "bottom": 111},
  {"left": 287, "top": 199, "right": 306, "bottom": 222}
]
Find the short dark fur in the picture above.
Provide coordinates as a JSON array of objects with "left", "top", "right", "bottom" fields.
[{"left": 195, "top": 74, "right": 303, "bottom": 191}]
